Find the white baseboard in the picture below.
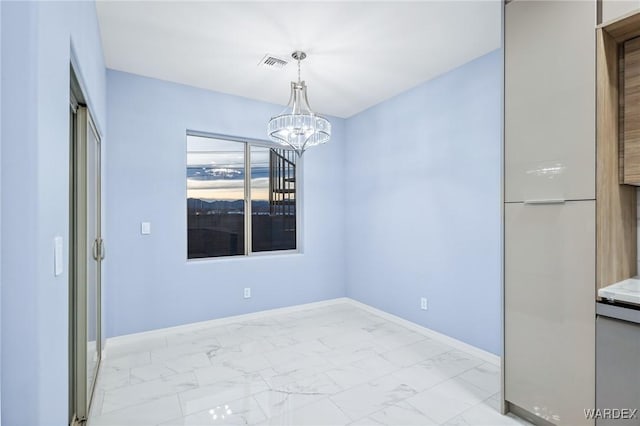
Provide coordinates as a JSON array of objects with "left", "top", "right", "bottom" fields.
[
  {"left": 343, "top": 299, "right": 500, "bottom": 366},
  {"left": 105, "top": 296, "right": 500, "bottom": 366},
  {"left": 106, "top": 297, "right": 350, "bottom": 349}
]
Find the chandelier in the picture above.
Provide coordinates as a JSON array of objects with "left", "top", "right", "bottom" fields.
[{"left": 267, "top": 51, "right": 331, "bottom": 155}]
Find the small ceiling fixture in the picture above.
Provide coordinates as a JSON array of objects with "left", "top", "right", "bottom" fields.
[
  {"left": 258, "top": 54, "right": 288, "bottom": 69},
  {"left": 267, "top": 51, "right": 331, "bottom": 155}
]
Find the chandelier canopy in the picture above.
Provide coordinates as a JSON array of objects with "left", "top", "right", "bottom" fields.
[{"left": 267, "top": 51, "right": 331, "bottom": 155}]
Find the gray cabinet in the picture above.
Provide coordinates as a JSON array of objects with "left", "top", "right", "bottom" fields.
[
  {"left": 505, "top": 201, "right": 595, "bottom": 426},
  {"left": 504, "top": 1, "right": 597, "bottom": 424},
  {"left": 505, "top": 0, "right": 595, "bottom": 203},
  {"left": 596, "top": 303, "right": 640, "bottom": 426}
]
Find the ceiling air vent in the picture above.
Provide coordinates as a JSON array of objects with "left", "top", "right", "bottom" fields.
[{"left": 258, "top": 54, "right": 288, "bottom": 70}]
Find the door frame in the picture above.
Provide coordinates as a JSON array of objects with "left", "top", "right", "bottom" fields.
[{"left": 69, "top": 67, "right": 103, "bottom": 424}]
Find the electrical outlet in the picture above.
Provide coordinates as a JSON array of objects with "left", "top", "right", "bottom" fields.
[
  {"left": 244, "top": 288, "right": 251, "bottom": 299},
  {"left": 420, "top": 297, "right": 428, "bottom": 310}
]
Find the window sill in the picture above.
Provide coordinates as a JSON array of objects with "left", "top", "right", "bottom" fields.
[{"left": 186, "top": 250, "right": 302, "bottom": 264}]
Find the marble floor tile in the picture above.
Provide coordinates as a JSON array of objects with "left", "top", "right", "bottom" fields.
[
  {"left": 348, "top": 419, "right": 384, "bottom": 426},
  {"left": 195, "top": 362, "right": 255, "bottom": 386},
  {"left": 253, "top": 388, "right": 327, "bottom": 419},
  {"left": 106, "top": 351, "right": 152, "bottom": 370},
  {"left": 485, "top": 392, "right": 501, "bottom": 410},
  {"left": 259, "top": 367, "right": 306, "bottom": 389},
  {"left": 318, "top": 329, "right": 375, "bottom": 350},
  {"left": 364, "top": 400, "right": 439, "bottom": 425},
  {"left": 179, "top": 373, "right": 269, "bottom": 415},
  {"left": 96, "top": 365, "right": 131, "bottom": 391},
  {"left": 271, "top": 372, "right": 343, "bottom": 396},
  {"left": 164, "top": 352, "right": 212, "bottom": 373},
  {"left": 443, "top": 400, "right": 533, "bottom": 426},
  {"left": 88, "top": 386, "right": 106, "bottom": 420},
  {"left": 260, "top": 397, "right": 352, "bottom": 426},
  {"left": 280, "top": 339, "right": 333, "bottom": 358},
  {"left": 89, "top": 303, "right": 522, "bottom": 426},
  {"left": 266, "top": 350, "right": 334, "bottom": 378},
  {"left": 151, "top": 337, "right": 222, "bottom": 363},
  {"left": 101, "top": 372, "right": 198, "bottom": 414},
  {"left": 456, "top": 362, "right": 501, "bottom": 395},
  {"left": 222, "top": 353, "right": 272, "bottom": 374},
  {"left": 362, "top": 322, "right": 426, "bottom": 350},
  {"left": 325, "top": 354, "right": 399, "bottom": 390},
  {"left": 262, "top": 343, "right": 318, "bottom": 367},
  {"left": 404, "top": 377, "right": 494, "bottom": 424},
  {"left": 130, "top": 363, "right": 178, "bottom": 382},
  {"left": 90, "top": 394, "right": 182, "bottom": 426},
  {"left": 329, "top": 374, "right": 418, "bottom": 420},
  {"left": 321, "top": 339, "right": 389, "bottom": 367},
  {"left": 164, "top": 325, "right": 228, "bottom": 347},
  {"left": 225, "top": 319, "right": 287, "bottom": 339},
  {"left": 207, "top": 331, "right": 254, "bottom": 349},
  {"left": 380, "top": 338, "right": 453, "bottom": 368},
  {"left": 203, "top": 342, "right": 251, "bottom": 364},
  {"left": 260, "top": 334, "right": 301, "bottom": 349},
  {"left": 260, "top": 360, "right": 336, "bottom": 390},
  {"left": 324, "top": 365, "right": 378, "bottom": 391},
  {"left": 280, "top": 324, "right": 336, "bottom": 343},
  {"left": 389, "top": 350, "right": 484, "bottom": 392},
  {"left": 160, "top": 395, "right": 267, "bottom": 426}
]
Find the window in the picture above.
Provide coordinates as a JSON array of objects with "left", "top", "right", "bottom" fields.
[{"left": 187, "top": 134, "right": 297, "bottom": 259}]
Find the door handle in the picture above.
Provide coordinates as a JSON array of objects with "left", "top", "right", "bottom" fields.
[
  {"left": 99, "top": 239, "right": 105, "bottom": 260},
  {"left": 92, "top": 239, "right": 99, "bottom": 261},
  {"left": 523, "top": 199, "right": 566, "bottom": 205}
]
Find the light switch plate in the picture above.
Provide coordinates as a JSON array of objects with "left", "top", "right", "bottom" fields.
[
  {"left": 141, "top": 222, "right": 151, "bottom": 235},
  {"left": 54, "top": 236, "right": 63, "bottom": 276}
]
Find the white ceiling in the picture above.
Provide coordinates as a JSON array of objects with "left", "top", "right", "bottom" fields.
[{"left": 96, "top": 1, "right": 501, "bottom": 118}]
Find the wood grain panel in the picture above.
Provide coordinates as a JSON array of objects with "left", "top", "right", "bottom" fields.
[
  {"left": 596, "top": 28, "right": 637, "bottom": 289},
  {"left": 619, "top": 43, "right": 626, "bottom": 182},
  {"left": 602, "top": 11, "right": 640, "bottom": 42},
  {"left": 623, "top": 37, "right": 640, "bottom": 182}
]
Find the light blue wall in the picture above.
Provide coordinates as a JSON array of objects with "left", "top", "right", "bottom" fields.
[
  {"left": 105, "top": 71, "right": 346, "bottom": 337},
  {"left": 0, "top": 1, "right": 3, "bottom": 421},
  {"left": 344, "top": 50, "right": 502, "bottom": 355},
  {"left": 1, "top": 1, "right": 106, "bottom": 424}
]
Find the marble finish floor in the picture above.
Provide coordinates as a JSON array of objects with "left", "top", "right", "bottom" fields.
[{"left": 88, "top": 302, "right": 529, "bottom": 426}]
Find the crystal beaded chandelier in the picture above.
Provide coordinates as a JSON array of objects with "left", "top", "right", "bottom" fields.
[{"left": 267, "top": 51, "right": 331, "bottom": 155}]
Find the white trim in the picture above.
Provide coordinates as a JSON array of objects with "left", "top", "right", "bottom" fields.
[
  {"left": 105, "top": 297, "right": 350, "bottom": 350},
  {"left": 343, "top": 299, "right": 501, "bottom": 366},
  {"left": 105, "top": 297, "right": 500, "bottom": 367}
]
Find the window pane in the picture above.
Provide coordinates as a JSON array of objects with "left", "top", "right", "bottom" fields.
[
  {"left": 251, "top": 147, "right": 296, "bottom": 252},
  {"left": 187, "top": 136, "right": 245, "bottom": 258}
]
